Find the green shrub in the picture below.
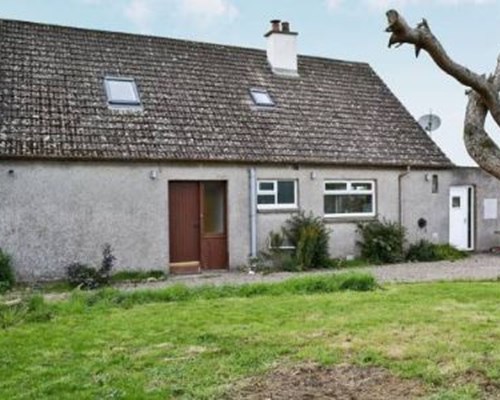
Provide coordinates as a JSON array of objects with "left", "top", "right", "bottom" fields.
[
  {"left": 406, "top": 240, "right": 468, "bottom": 262},
  {"left": 66, "top": 244, "right": 116, "bottom": 290},
  {"left": 406, "top": 240, "right": 439, "bottom": 262},
  {"left": 283, "top": 212, "right": 331, "bottom": 269},
  {"left": 0, "top": 248, "right": 15, "bottom": 293},
  {"left": 434, "top": 244, "right": 468, "bottom": 261},
  {"left": 357, "top": 219, "right": 405, "bottom": 264},
  {"left": 66, "top": 263, "right": 99, "bottom": 289},
  {"left": 257, "top": 231, "right": 301, "bottom": 273}
]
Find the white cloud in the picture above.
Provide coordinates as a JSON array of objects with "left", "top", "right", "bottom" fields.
[
  {"left": 124, "top": 0, "right": 154, "bottom": 33},
  {"left": 365, "top": 0, "right": 494, "bottom": 9},
  {"left": 325, "top": 0, "right": 344, "bottom": 10},
  {"left": 178, "top": 0, "right": 238, "bottom": 21}
]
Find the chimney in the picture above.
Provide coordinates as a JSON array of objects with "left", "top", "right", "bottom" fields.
[{"left": 264, "top": 20, "right": 299, "bottom": 77}]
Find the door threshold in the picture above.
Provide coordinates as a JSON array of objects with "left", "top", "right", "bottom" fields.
[{"left": 169, "top": 261, "right": 201, "bottom": 275}]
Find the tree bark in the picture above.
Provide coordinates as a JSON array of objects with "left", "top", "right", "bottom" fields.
[{"left": 385, "top": 10, "right": 500, "bottom": 179}]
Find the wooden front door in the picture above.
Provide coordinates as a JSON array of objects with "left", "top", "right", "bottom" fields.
[
  {"left": 169, "top": 181, "right": 228, "bottom": 271},
  {"left": 169, "top": 182, "right": 201, "bottom": 269}
]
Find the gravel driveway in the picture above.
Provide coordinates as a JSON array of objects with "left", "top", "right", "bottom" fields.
[{"left": 118, "top": 253, "right": 500, "bottom": 291}]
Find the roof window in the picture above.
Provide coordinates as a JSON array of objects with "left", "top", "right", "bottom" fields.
[
  {"left": 104, "top": 77, "right": 141, "bottom": 107},
  {"left": 250, "top": 88, "right": 275, "bottom": 107}
]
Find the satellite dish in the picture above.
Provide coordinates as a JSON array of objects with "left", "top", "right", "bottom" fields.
[{"left": 418, "top": 113, "right": 441, "bottom": 133}]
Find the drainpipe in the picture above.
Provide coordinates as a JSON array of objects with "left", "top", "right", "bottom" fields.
[
  {"left": 249, "top": 167, "right": 258, "bottom": 258},
  {"left": 398, "top": 166, "right": 411, "bottom": 226}
]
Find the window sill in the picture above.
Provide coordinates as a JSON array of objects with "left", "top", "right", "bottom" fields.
[
  {"left": 258, "top": 208, "right": 300, "bottom": 214},
  {"left": 323, "top": 215, "right": 377, "bottom": 224}
]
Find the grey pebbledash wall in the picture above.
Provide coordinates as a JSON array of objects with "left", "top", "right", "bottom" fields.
[{"left": 1, "top": 161, "right": 499, "bottom": 281}]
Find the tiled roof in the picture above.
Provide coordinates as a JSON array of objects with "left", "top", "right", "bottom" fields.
[{"left": 0, "top": 19, "right": 452, "bottom": 167}]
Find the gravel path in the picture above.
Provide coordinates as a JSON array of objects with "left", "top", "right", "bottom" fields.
[{"left": 117, "top": 253, "right": 500, "bottom": 291}]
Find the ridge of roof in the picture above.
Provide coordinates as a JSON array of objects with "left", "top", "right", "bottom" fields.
[{"left": 0, "top": 17, "right": 369, "bottom": 67}]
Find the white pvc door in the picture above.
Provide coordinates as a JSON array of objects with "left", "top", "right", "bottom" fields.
[{"left": 449, "top": 186, "right": 474, "bottom": 250}]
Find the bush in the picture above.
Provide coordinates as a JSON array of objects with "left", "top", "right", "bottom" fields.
[
  {"left": 283, "top": 212, "right": 331, "bottom": 269},
  {"left": 66, "top": 263, "right": 99, "bottom": 289},
  {"left": 357, "top": 219, "right": 405, "bottom": 264},
  {"left": 406, "top": 240, "right": 468, "bottom": 262},
  {"left": 66, "top": 243, "right": 116, "bottom": 290},
  {"left": 406, "top": 240, "right": 439, "bottom": 262},
  {"left": 0, "top": 248, "right": 15, "bottom": 293}
]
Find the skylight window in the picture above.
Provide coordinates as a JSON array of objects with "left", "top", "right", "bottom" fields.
[
  {"left": 250, "top": 88, "right": 275, "bottom": 107},
  {"left": 104, "top": 77, "right": 141, "bottom": 107}
]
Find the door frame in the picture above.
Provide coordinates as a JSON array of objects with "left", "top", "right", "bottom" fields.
[
  {"left": 449, "top": 185, "right": 475, "bottom": 251},
  {"left": 168, "top": 180, "right": 229, "bottom": 271}
]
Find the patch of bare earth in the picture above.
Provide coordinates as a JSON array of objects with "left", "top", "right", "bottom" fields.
[{"left": 226, "top": 363, "right": 427, "bottom": 400}]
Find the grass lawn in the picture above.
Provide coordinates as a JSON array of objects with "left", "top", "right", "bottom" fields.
[{"left": 0, "top": 278, "right": 499, "bottom": 399}]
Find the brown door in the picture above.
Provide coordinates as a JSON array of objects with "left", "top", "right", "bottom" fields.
[
  {"left": 201, "top": 181, "right": 228, "bottom": 269},
  {"left": 169, "top": 182, "right": 201, "bottom": 268},
  {"left": 169, "top": 181, "right": 228, "bottom": 270}
]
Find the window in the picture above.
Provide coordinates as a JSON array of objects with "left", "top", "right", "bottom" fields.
[
  {"left": 104, "top": 77, "right": 141, "bottom": 107},
  {"left": 432, "top": 174, "right": 439, "bottom": 194},
  {"left": 250, "top": 88, "right": 275, "bottom": 107},
  {"left": 324, "top": 180, "right": 375, "bottom": 217},
  {"left": 257, "top": 180, "right": 297, "bottom": 209}
]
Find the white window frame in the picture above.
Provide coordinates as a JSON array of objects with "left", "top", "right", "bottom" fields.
[
  {"left": 324, "top": 180, "right": 376, "bottom": 218},
  {"left": 257, "top": 179, "right": 298, "bottom": 210},
  {"left": 104, "top": 76, "right": 141, "bottom": 108},
  {"left": 249, "top": 88, "right": 275, "bottom": 107}
]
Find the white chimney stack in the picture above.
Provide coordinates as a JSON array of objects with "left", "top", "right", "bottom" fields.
[{"left": 265, "top": 19, "right": 299, "bottom": 77}]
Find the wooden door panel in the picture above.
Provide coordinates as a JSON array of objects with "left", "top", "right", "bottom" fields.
[{"left": 169, "top": 182, "right": 200, "bottom": 264}]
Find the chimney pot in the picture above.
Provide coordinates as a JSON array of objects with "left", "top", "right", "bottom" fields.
[
  {"left": 281, "top": 22, "right": 290, "bottom": 32},
  {"left": 270, "top": 19, "right": 281, "bottom": 32}
]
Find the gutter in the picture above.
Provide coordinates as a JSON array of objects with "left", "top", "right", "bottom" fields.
[{"left": 398, "top": 166, "right": 411, "bottom": 226}]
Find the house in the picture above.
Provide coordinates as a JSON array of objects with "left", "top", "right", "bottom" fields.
[{"left": 1, "top": 18, "right": 499, "bottom": 280}]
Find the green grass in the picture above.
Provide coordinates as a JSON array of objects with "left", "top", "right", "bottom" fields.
[{"left": 0, "top": 277, "right": 498, "bottom": 399}]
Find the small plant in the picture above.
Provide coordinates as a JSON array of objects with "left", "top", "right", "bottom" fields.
[
  {"left": 434, "top": 244, "right": 468, "bottom": 261},
  {"left": 406, "top": 240, "right": 439, "bottom": 262},
  {"left": 257, "top": 231, "right": 300, "bottom": 273},
  {"left": 406, "top": 240, "right": 468, "bottom": 262},
  {"left": 283, "top": 212, "right": 331, "bottom": 269},
  {"left": 0, "top": 248, "right": 15, "bottom": 293},
  {"left": 357, "top": 219, "right": 405, "bottom": 264},
  {"left": 66, "top": 243, "right": 117, "bottom": 290},
  {"left": 97, "top": 243, "right": 116, "bottom": 286},
  {"left": 66, "top": 262, "right": 99, "bottom": 289}
]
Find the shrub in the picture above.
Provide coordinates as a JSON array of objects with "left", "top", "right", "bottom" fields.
[
  {"left": 257, "top": 231, "right": 301, "bottom": 273},
  {"left": 406, "top": 240, "right": 468, "bottom": 262},
  {"left": 283, "top": 212, "right": 331, "bottom": 269},
  {"left": 0, "top": 248, "right": 15, "bottom": 293},
  {"left": 66, "top": 263, "right": 99, "bottom": 289},
  {"left": 357, "top": 219, "right": 405, "bottom": 264},
  {"left": 66, "top": 243, "right": 117, "bottom": 290},
  {"left": 434, "top": 243, "right": 468, "bottom": 261},
  {"left": 406, "top": 240, "right": 439, "bottom": 262},
  {"left": 96, "top": 243, "right": 116, "bottom": 286}
]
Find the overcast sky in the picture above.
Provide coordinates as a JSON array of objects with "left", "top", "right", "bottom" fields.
[{"left": 2, "top": 0, "right": 500, "bottom": 165}]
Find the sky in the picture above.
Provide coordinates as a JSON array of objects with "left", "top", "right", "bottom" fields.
[{"left": 1, "top": 0, "right": 500, "bottom": 165}]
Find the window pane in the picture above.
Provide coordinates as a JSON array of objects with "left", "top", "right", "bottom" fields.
[
  {"left": 452, "top": 196, "right": 461, "bottom": 208},
  {"left": 258, "top": 194, "right": 276, "bottom": 205},
  {"left": 325, "top": 182, "right": 347, "bottom": 191},
  {"left": 203, "top": 182, "right": 225, "bottom": 235},
  {"left": 432, "top": 175, "right": 439, "bottom": 193},
  {"left": 259, "top": 182, "right": 275, "bottom": 191},
  {"left": 277, "top": 181, "right": 295, "bottom": 204},
  {"left": 324, "top": 194, "right": 373, "bottom": 215},
  {"left": 106, "top": 79, "right": 139, "bottom": 104},
  {"left": 250, "top": 89, "right": 274, "bottom": 106},
  {"left": 352, "top": 182, "right": 372, "bottom": 191}
]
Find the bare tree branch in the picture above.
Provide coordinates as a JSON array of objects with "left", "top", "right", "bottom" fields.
[{"left": 385, "top": 9, "right": 500, "bottom": 179}]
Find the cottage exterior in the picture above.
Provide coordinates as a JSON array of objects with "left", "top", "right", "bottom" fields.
[{"left": 1, "top": 18, "right": 499, "bottom": 280}]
